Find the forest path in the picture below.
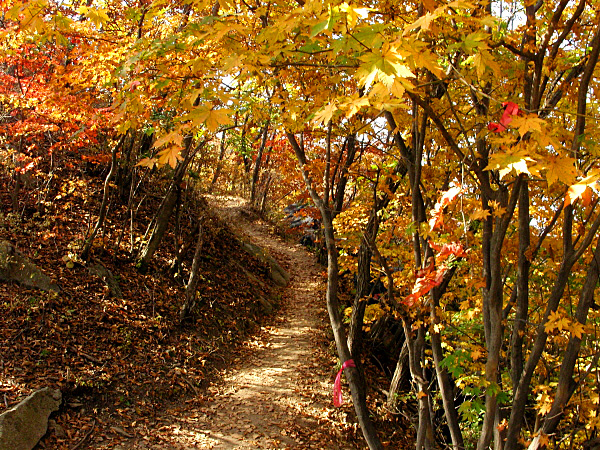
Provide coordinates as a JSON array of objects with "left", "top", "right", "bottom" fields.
[{"left": 150, "top": 196, "right": 360, "bottom": 450}]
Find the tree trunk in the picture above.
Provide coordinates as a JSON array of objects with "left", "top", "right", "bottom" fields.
[
  {"left": 169, "top": 220, "right": 200, "bottom": 277},
  {"left": 136, "top": 188, "right": 179, "bottom": 273},
  {"left": 430, "top": 288, "right": 464, "bottom": 450},
  {"left": 210, "top": 130, "right": 228, "bottom": 193},
  {"left": 348, "top": 212, "right": 379, "bottom": 360},
  {"left": 387, "top": 341, "right": 409, "bottom": 412},
  {"left": 321, "top": 207, "right": 384, "bottom": 450},
  {"left": 81, "top": 134, "right": 126, "bottom": 261},
  {"left": 405, "top": 323, "right": 435, "bottom": 450},
  {"left": 136, "top": 138, "right": 205, "bottom": 272},
  {"left": 286, "top": 130, "right": 383, "bottom": 450},
  {"left": 527, "top": 241, "right": 600, "bottom": 449},
  {"left": 251, "top": 123, "right": 269, "bottom": 205},
  {"left": 510, "top": 181, "right": 530, "bottom": 390},
  {"left": 180, "top": 223, "right": 203, "bottom": 320},
  {"left": 259, "top": 172, "right": 272, "bottom": 215}
]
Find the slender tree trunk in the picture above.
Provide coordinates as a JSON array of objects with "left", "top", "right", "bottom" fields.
[
  {"left": 347, "top": 211, "right": 380, "bottom": 392},
  {"left": 322, "top": 208, "right": 384, "bottom": 450},
  {"left": 180, "top": 223, "right": 203, "bottom": 320},
  {"left": 115, "top": 131, "right": 136, "bottom": 201},
  {"left": 259, "top": 172, "right": 272, "bottom": 215},
  {"left": 348, "top": 212, "right": 379, "bottom": 360},
  {"left": 11, "top": 170, "right": 20, "bottom": 212},
  {"left": 405, "top": 323, "right": 435, "bottom": 450},
  {"left": 81, "top": 134, "right": 126, "bottom": 261},
  {"left": 169, "top": 221, "right": 200, "bottom": 277},
  {"left": 210, "top": 130, "right": 228, "bottom": 193},
  {"left": 503, "top": 206, "right": 600, "bottom": 450},
  {"left": 430, "top": 288, "right": 464, "bottom": 450},
  {"left": 511, "top": 182, "right": 530, "bottom": 389},
  {"left": 11, "top": 138, "right": 24, "bottom": 211},
  {"left": 251, "top": 122, "right": 269, "bottom": 205},
  {"left": 387, "top": 341, "right": 409, "bottom": 411},
  {"left": 286, "top": 130, "right": 383, "bottom": 450},
  {"left": 136, "top": 138, "right": 206, "bottom": 272},
  {"left": 136, "top": 188, "right": 179, "bottom": 273},
  {"left": 525, "top": 240, "right": 600, "bottom": 450}
]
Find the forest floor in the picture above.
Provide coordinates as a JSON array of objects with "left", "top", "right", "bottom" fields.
[{"left": 0, "top": 189, "right": 369, "bottom": 449}]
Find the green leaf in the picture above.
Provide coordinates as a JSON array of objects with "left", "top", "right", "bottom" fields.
[
  {"left": 310, "top": 19, "right": 329, "bottom": 37},
  {"left": 485, "top": 148, "right": 536, "bottom": 179}
]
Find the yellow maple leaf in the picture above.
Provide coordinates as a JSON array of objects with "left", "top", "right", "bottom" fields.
[
  {"left": 493, "top": 207, "right": 507, "bottom": 218},
  {"left": 470, "top": 208, "right": 491, "bottom": 220},
  {"left": 510, "top": 114, "right": 546, "bottom": 137},
  {"left": 569, "top": 321, "right": 585, "bottom": 340},
  {"left": 205, "top": 108, "right": 232, "bottom": 132},
  {"left": 565, "top": 171, "right": 600, "bottom": 206},
  {"left": 136, "top": 157, "right": 157, "bottom": 169},
  {"left": 312, "top": 102, "right": 338, "bottom": 127},
  {"left": 357, "top": 45, "right": 414, "bottom": 88},
  {"left": 536, "top": 392, "right": 553, "bottom": 416},
  {"left": 403, "top": 11, "right": 437, "bottom": 35},
  {"left": 78, "top": 6, "right": 110, "bottom": 27},
  {"left": 556, "top": 317, "right": 570, "bottom": 332},
  {"left": 389, "top": 78, "right": 406, "bottom": 98},
  {"left": 544, "top": 310, "right": 562, "bottom": 333},
  {"left": 537, "top": 432, "right": 550, "bottom": 447},
  {"left": 183, "top": 106, "right": 233, "bottom": 132},
  {"left": 339, "top": 3, "right": 370, "bottom": 29},
  {"left": 157, "top": 146, "right": 182, "bottom": 169},
  {"left": 476, "top": 50, "right": 501, "bottom": 79},
  {"left": 544, "top": 155, "right": 577, "bottom": 187},
  {"left": 341, "top": 96, "right": 370, "bottom": 118},
  {"left": 153, "top": 131, "right": 184, "bottom": 149},
  {"left": 466, "top": 309, "right": 478, "bottom": 320},
  {"left": 485, "top": 148, "right": 535, "bottom": 179}
]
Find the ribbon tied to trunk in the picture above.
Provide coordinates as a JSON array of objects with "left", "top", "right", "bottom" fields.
[{"left": 333, "top": 359, "right": 355, "bottom": 407}]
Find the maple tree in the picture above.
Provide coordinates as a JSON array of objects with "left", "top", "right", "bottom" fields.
[{"left": 3, "top": 0, "right": 600, "bottom": 449}]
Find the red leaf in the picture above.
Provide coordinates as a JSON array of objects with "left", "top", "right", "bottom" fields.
[
  {"left": 488, "top": 101, "right": 521, "bottom": 133},
  {"left": 430, "top": 241, "right": 468, "bottom": 259},
  {"left": 488, "top": 122, "right": 505, "bottom": 132}
]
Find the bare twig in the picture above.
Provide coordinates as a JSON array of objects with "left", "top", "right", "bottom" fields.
[{"left": 70, "top": 419, "right": 95, "bottom": 450}]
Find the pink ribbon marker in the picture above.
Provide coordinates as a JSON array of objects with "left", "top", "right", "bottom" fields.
[{"left": 333, "top": 359, "right": 355, "bottom": 407}]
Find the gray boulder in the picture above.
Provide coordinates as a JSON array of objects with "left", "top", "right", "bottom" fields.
[
  {"left": 0, "top": 241, "right": 60, "bottom": 292},
  {"left": 0, "top": 387, "right": 62, "bottom": 450},
  {"left": 88, "top": 259, "right": 122, "bottom": 298},
  {"left": 241, "top": 241, "right": 290, "bottom": 287}
]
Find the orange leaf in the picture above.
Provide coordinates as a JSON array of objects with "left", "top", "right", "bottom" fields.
[
  {"left": 564, "top": 184, "right": 589, "bottom": 207},
  {"left": 157, "top": 146, "right": 182, "bottom": 169}
]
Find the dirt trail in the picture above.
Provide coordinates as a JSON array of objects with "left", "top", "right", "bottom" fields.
[{"left": 146, "top": 197, "right": 361, "bottom": 450}]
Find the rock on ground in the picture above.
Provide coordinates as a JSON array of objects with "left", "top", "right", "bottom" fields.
[
  {"left": 0, "top": 240, "right": 60, "bottom": 292},
  {"left": 241, "top": 240, "right": 291, "bottom": 287},
  {"left": 0, "top": 387, "right": 62, "bottom": 450}
]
